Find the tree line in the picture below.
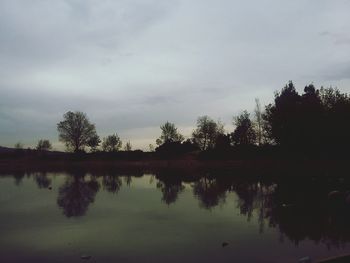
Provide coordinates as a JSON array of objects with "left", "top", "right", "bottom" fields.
[{"left": 18, "top": 81, "right": 350, "bottom": 159}]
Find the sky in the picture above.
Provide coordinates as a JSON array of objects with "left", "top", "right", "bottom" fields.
[{"left": 1, "top": 0, "right": 350, "bottom": 150}]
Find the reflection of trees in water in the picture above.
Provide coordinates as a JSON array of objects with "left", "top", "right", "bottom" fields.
[
  {"left": 102, "top": 175, "right": 122, "bottom": 194},
  {"left": 13, "top": 171, "right": 26, "bottom": 186},
  {"left": 192, "top": 177, "right": 227, "bottom": 209},
  {"left": 89, "top": 171, "right": 127, "bottom": 193},
  {"left": 33, "top": 172, "right": 52, "bottom": 188},
  {"left": 231, "top": 177, "right": 350, "bottom": 248},
  {"left": 123, "top": 176, "right": 132, "bottom": 186},
  {"left": 156, "top": 180, "right": 185, "bottom": 205},
  {"left": 189, "top": 174, "right": 350, "bottom": 248},
  {"left": 57, "top": 175, "right": 100, "bottom": 217},
  {"left": 155, "top": 171, "right": 186, "bottom": 205},
  {"left": 90, "top": 170, "right": 142, "bottom": 189},
  {"left": 15, "top": 168, "right": 350, "bottom": 248},
  {"left": 234, "top": 181, "right": 276, "bottom": 233},
  {"left": 263, "top": 178, "right": 350, "bottom": 248}
]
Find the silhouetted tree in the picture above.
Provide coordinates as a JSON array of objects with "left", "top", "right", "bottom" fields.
[
  {"left": 298, "top": 84, "right": 324, "bottom": 150},
  {"left": 14, "top": 142, "right": 24, "bottom": 149},
  {"left": 192, "top": 116, "right": 224, "bottom": 150},
  {"left": 124, "top": 141, "right": 132, "bottom": 151},
  {"left": 214, "top": 133, "right": 232, "bottom": 150},
  {"left": 102, "top": 133, "right": 122, "bottom": 152},
  {"left": 183, "top": 138, "right": 200, "bottom": 151},
  {"left": 263, "top": 81, "right": 302, "bottom": 148},
  {"left": 87, "top": 134, "right": 101, "bottom": 152},
  {"left": 149, "top": 144, "right": 155, "bottom": 152},
  {"left": 232, "top": 111, "right": 256, "bottom": 146},
  {"left": 254, "top": 98, "right": 264, "bottom": 145},
  {"left": 263, "top": 82, "right": 350, "bottom": 156},
  {"left": 320, "top": 87, "right": 350, "bottom": 152},
  {"left": 36, "top": 139, "right": 52, "bottom": 151},
  {"left": 155, "top": 140, "right": 198, "bottom": 158},
  {"left": 57, "top": 111, "right": 98, "bottom": 152},
  {"left": 156, "top": 121, "right": 184, "bottom": 145}
]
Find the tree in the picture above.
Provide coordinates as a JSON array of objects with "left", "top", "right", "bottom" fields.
[
  {"left": 232, "top": 111, "right": 256, "bottom": 146},
  {"left": 102, "top": 133, "right": 122, "bottom": 152},
  {"left": 192, "top": 116, "right": 224, "bottom": 150},
  {"left": 263, "top": 82, "right": 350, "bottom": 155},
  {"left": 215, "top": 133, "right": 232, "bottom": 150},
  {"left": 87, "top": 134, "right": 101, "bottom": 152},
  {"left": 57, "top": 111, "right": 98, "bottom": 152},
  {"left": 124, "top": 141, "right": 132, "bottom": 151},
  {"left": 14, "top": 142, "right": 24, "bottom": 149},
  {"left": 156, "top": 121, "right": 184, "bottom": 145},
  {"left": 155, "top": 140, "right": 198, "bottom": 157},
  {"left": 149, "top": 144, "right": 155, "bottom": 152},
  {"left": 319, "top": 87, "right": 350, "bottom": 152},
  {"left": 36, "top": 139, "right": 52, "bottom": 151},
  {"left": 263, "top": 81, "right": 301, "bottom": 147},
  {"left": 254, "top": 98, "right": 263, "bottom": 145},
  {"left": 299, "top": 84, "right": 324, "bottom": 149}
]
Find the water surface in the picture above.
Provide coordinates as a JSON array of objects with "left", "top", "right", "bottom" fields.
[{"left": 1, "top": 169, "right": 350, "bottom": 263}]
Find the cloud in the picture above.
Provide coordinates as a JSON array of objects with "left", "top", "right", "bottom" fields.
[
  {"left": 320, "top": 62, "right": 350, "bottom": 82},
  {"left": 1, "top": 0, "right": 350, "bottom": 149},
  {"left": 319, "top": 30, "right": 350, "bottom": 46}
]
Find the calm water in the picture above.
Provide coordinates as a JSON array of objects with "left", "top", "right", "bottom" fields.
[{"left": 1, "top": 169, "right": 350, "bottom": 263}]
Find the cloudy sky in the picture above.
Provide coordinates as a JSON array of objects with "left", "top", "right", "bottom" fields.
[{"left": 1, "top": 0, "right": 350, "bottom": 150}]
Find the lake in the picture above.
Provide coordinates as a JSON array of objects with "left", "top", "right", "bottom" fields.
[{"left": 1, "top": 168, "right": 350, "bottom": 263}]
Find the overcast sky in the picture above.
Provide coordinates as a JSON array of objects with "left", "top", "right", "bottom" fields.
[{"left": 1, "top": 0, "right": 350, "bottom": 150}]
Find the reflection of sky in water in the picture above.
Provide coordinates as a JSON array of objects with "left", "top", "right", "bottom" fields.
[{"left": 0, "top": 173, "right": 350, "bottom": 263}]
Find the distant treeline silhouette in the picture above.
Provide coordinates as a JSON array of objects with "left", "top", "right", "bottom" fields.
[{"left": 7, "top": 81, "right": 350, "bottom": 160}]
